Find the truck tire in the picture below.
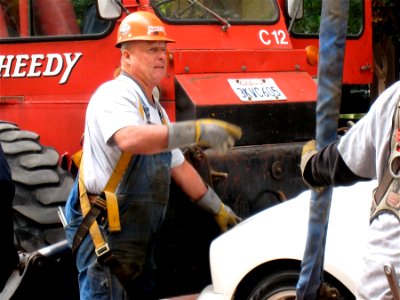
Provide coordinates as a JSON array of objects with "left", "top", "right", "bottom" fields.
[
  {"left": 245, "top": 269, "right": 354, "bottom": 300},
  {"left": 0, "top": 121, "right": 74, "bottom": 253}
]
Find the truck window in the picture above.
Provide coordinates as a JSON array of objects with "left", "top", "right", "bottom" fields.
[
  {"left": 291, "top": 0, "right": 363, "bottom": 36},
  {"left": 152, "top": 0, "right": 278, "bottom": 24},
  {"left": 0, "top": 0, "right": 111, "bottom": 38}
]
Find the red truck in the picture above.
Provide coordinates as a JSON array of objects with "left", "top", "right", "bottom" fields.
[{"left": 0, "top": 0, "right": 373, "bottom": 298}]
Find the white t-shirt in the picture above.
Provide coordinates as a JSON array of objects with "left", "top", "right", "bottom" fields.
[
  {"left": 82, "top": 74, "right": 184, "bottom": 194},
  {"left": 338, "top": 81, "right": 400, "bottom": 300}
]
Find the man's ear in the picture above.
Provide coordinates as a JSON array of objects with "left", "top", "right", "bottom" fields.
[{"left": 122, "top": 49, "right": 131, "bottom": 62}]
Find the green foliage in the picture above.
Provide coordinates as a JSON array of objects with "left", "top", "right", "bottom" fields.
[
  {"left": 292, "top": 0, "right": 363, "bottom": 36},
  {"left": 372, "top": 0, "right": 400, "bottom": 44},
  {"left": 72, "top": 0, "right": 93, "bottom": 28},
  {"left": 291, "top": 0, "right": 400, "bottom": 44}
]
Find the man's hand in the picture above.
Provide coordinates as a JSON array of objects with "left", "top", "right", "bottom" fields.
[
  {"left": 194, "top": 185, "right": 242, "bottom": 232},
  {"left": 300, "top": 140, "right": 317, "bottom": 176},
  {"left": 300, "top": 140, "right": 324, "bottom": 192},
  {"left": 214, "top": 203, "right": 242, "bottom": 232},
  {"left": 194, "top": 119, "right": 242, "bottom": 152},
  {"left": 168, "top": 119, "right": 242, "bottom": 153}
]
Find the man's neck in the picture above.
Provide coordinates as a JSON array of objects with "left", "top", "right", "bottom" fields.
[{"left": 121, "top": 71, "right": 154, "bottom": 104}]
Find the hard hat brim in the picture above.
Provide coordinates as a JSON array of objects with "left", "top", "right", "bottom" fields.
[{"left": 116, "top": 36, "right": 175, "bottom": 48}]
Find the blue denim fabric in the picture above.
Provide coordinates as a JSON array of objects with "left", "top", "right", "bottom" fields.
[
  {"left": 296, "top": 0, "right": 349, "bottom": 299},
  {"left": 65, "top": 152, "right": 172, "bottom": 300}
]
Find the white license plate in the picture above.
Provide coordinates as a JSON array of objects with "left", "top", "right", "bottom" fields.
[{"left": 228, "top": 78, "right": 287, "bottom": 101}]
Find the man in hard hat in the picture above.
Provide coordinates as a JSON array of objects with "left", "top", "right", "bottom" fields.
[
  {"left": 64, "top": 11, "right": 242, "bottom": 300},
  {"left": 301, "top": 81, "right": 400, "bottom": 299}
]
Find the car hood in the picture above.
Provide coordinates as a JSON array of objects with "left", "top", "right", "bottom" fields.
[{"left": 208, "top": 180, "right": 377, "bottom": 297}]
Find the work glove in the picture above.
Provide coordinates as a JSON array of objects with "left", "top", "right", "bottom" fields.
[
  {"left": 318, "top": 283, "right": 341, "bottom": 299},
  {"left": 168, "top": 119, "right": 242, "bottom": 154},
  {"left": 300, "top": 140, "right": 317, "bottom": 172},
  {"left": 195, "top": 186, "right": 242, "bottom": 232},
  {"left": 300, "top": 140, "right": 323, "bottom": 192}
]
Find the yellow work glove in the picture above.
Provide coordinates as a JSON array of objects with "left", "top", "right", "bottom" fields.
[
  {"left": 300, "top": 139, "right": 317, "bottom": 179},
  {"left": 300, "top": 140, "right": 324, "bottom": 192},
  {"left": 194, "top": 185, "right": 242, "bottom": 232},
  {"left": 168, "top": 119, "right": 242, "bottom": 154},
  {"left": 214, "top": 203, "right": 241, "bottom": 232}
]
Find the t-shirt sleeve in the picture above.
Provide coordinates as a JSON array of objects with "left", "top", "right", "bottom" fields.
[
  {"left": 171, "top": 148, "right": 185, "bottom": 168},
  {"left": 338, "top": 81, "right": 400, "bottom": 180},
  {"left": 93, "top": 81, "right": 145, "bottom": 145}
]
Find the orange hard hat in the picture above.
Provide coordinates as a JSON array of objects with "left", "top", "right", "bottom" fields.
[{"left": 116, "top": 11, "right": 175, "bottom": 47}]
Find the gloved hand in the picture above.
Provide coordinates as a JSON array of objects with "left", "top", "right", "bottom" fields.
[
  {"left": 168, "top": 119, "right": 242, "bottom": 153},
  {"left": 214, "top": 203, "right": 241, "bottom": 232},
  {"left": 300, "top": 140, "right": 323, "bottom": 192},
  {"left": 300, "top": 140, "right": 317, "bottom": 176},
  {"left": 318, "top": 283, "right": 340, "bottom": 299},
  {"left": 194, "top": 185, "right": 242, "bottom": 232}
]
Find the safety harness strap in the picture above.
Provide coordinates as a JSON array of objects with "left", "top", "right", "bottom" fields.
[
  {"left": 71, "top": 192, "right": 106, "bottom": 255},
  {"left": 73, "top": 165, "right": 134, "bottom": 288},
  {"left": 69, "top": 150, "right": 135, "bottom": 289},
  {"left": 103, "top": 151, "right": 133, "bottom": 232},
  {"left": 70, "top": 152, "right": 132, "bottom": 252},
  {"left": 72, "top": 162, "right": 110, "bottom": 256},
  {"left": 370, "top": 97, "right": 400, "bottom": 223}
]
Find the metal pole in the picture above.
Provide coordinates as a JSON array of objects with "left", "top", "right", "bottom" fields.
[{"left": 384, "top": 263, "right": 400, "bottom": 300}]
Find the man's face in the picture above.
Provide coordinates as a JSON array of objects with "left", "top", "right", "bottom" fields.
[{"left": 123, "top": 41, "right": 168, "bottom": 87}]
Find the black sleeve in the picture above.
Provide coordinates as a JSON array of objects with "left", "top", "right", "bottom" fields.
[
  {"left": 0, "top": 144, "right": 18, "bottom": 292},
  {"left": 304, "top": 139, "right": 371, "bottom": 187}
]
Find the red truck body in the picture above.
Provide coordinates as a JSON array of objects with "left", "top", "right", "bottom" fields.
[{"left": 0, "top": 0, "right": 372, "bottom": 157}]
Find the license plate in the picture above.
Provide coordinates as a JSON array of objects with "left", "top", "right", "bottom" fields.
[{"left": 228, "top": 78, "right": 287, "bottom": 101}]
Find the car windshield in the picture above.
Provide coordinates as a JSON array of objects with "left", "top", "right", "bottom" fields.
[{"left": 152, "top": 0, "right": 278, "bottom": 24}]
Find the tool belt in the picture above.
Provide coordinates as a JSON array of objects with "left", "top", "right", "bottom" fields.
[{"left": 370, "top": 97, "right": 400, "bottom": 223}]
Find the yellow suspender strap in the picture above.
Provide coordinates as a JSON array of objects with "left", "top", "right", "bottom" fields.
[
  {"left": 78, "top": 163, "right": 109, "bottom": 255},
  {"left": 103, "top": 151, "right": 133, "bottom": 232},
  {"left": 138, "top": 96, "right": 145, "bottom": 121}
]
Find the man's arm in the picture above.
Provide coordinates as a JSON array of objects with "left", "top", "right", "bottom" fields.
[
  {"left": 171, "top": 159, "right": 208, "bottom": 199},
  {"left": 113, "top": 124, "right": 168, "bottom": 155},
  {"left": 113, "top": 119, "right": 242, "bottom": 155},
  {"left": 302, "top": 139, "right": 370, "bottom": 188},
  {"left": 171, "top": 160, "right": 241, "bottom": 232}
]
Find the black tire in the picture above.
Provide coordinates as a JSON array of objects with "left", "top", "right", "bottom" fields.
[
  {"left": 246, "top": 269, "right": 354, "bottom": 300},
  {"left": 0, "top": 121, "right": 74, "bottom": 253},
  {"left": 246, "top": 269, "right": 298, "bottom": 300}
]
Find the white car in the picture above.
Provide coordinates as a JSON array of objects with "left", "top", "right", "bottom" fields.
[{"left": 198, "top": 180, "right": 376, "bottom": 300}]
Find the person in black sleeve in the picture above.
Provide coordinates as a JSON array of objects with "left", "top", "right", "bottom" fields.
[{"left": 0, "top": 144, "right": 18, "bottom": 292}]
